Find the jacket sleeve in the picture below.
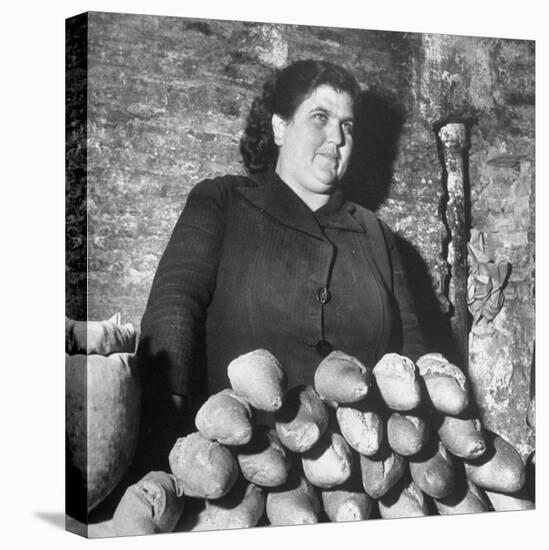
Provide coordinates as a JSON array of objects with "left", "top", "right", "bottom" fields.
[
  {"left": 137, "top": 178, "right": 228, "bottom": 407},
  {"left": 379, "top": 220, "right": 427, "bottom": 362}
]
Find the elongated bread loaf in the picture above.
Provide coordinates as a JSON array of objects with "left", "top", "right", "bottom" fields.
[
  {"left": 378, "top": 477, "right": 430, "bottom": 519},
  {"left": 409, "top": 440, "right": 455, "bottom": 499},
  {"left": 237, "top": 425, "right": 292, "bottom": 487},
  {"left": 416, "top": 353, "right": 469, "bottom": 415},
  {"left": 463, "top": 431, "right": 525, "bottom": 493},
  {"left": 314, "top": 351, "right": 371, "bottom": 404},
  {"left": 302, "top": 431, "right": 353, "bottom": 489},
  {"left": 205, "top": 477, "right": 266, "bottom": 529},
  {"left": 321, "top": 473, "right": 373, "bottom": 522},
  {"left": 387, "top": 411, "right": 429, "bottom": 456},
  {"left": 228, "top": 349, "right": 287, "bottom": 411},
  {"left": 360, "top": 447, "right": 406, "bottom": 498},
  {"left": 336, "top": 404, "right": 383, "bottom": 456},
  {"left": 434, "top": 479, "right": 489, "bottom": 515},
  {"left": 195, "top": 389, "right": 253, "bottom": 446},
  {"left": 169, "top": 432, "right": 238, "bottom": 499},
  {"left": 112, "top": 471, "right": 184, "bottom": 536},
  {"left": 274, "top": 385, "right": 329, "bottom": 453},
  {"left": 266, "top": 474, "right": 321, "bottom": 525},
  {"left": 438, "top": 415, "right": 486, "bottom": 459},
  {"left": 373, "top": 353, "right": 422, "bottom": 411}
]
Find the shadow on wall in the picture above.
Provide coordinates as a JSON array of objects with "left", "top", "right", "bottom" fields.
[
  {"left": 394, "top": 235, "right": 459, "bottom": 365},
  {"left": 345, "top": 90, "right": 458, "bottom": 363},
  {"left": 344, "top": 90, "right": 406, "bottom": 212}
]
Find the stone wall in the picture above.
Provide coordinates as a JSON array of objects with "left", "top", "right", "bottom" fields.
[{"left": 66, "top": 12, "right": 535, "bottom": 456}]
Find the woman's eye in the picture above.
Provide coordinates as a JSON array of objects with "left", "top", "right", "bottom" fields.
[
  {"left": 313, "top": 112, "right": 328, "bottom": 123},
  {"left": 342, "top": 122, "right": 354, "bottom": 135}
]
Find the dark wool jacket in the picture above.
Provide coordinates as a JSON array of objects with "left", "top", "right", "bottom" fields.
[{"left": 138, "top": 171, "right": 425, "bottom": 406}]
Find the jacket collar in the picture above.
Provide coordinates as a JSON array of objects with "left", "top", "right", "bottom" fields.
[{"left": 236, "top": 171, "right": 366, "bottom": 240}]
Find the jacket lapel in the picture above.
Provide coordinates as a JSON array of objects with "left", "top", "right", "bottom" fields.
[{"left": 236, "top": 171, "right": 365, "bottom": 239}]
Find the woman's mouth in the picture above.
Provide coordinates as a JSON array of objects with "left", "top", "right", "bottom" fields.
[{"left": 318, "top": 152, "right": 339, "bottom": 165}]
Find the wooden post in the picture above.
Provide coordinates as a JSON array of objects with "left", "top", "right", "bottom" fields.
[{"left": 438, "top": 122, "right": 469, "bottom": 370}]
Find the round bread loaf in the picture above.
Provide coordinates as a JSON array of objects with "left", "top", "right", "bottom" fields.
[
  {"left": 314, "top": 351, "right": 371, "bottom": 404},
  {"left": 274, "top": 385, "right": 329, "bottom": 453},
  {"left": 205, "top": 477, "right": 266, "bottom": 529},
  {"left": 409, "top": 440, "right": 455, "bottom": 499},
  {"left": 336, "top": 404, "right": 383, "bottom": 456},
  {"left": 463, "top": 431, "right": 526, "bottom": 493},
  {"left": 112, "top": 471, "right": 185, "bottom": 536},
  {"left": 321, "top": 487, "right": 373, "bottom": 522},
  {"left": 266, "top": 474, "right": 321, "bottom": 525},
  {"left": 237, "top": 425, "right": 292, "bottom": 487},
  {"left": 195, "top": 389, "right": 253, "bottom": 446},
  {"left": 387, "top": 411, "right": 429, "bottom": 456},
  {"left": 378, "top": 477, "right": 430, "bottom": 519},
  {"left": 434, "top": 478, "right": 489, "bottom": 515},
  {"left": 302, "top": 431, "right": 353, "bottom": 489},
  {"left": 416, "top": 353, "right": 469, "bottom": 415},
  {"left": 228, "top": 349, "right": 287, "bottom": 411},
  {"left": 438, "top": 415, "right": 486, "bottom": 459},
  {"left": 169, "top": 432, "right": 238, "bottom": 499},
  {"left": 360, "top": 447, "right": 406, "bottom": 498},
  {"left": 373, "top": 353, "right": 422, "bottom": 411}
]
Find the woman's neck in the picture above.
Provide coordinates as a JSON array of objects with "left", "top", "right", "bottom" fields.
[{"left": 274, "top": 170, "right": 331, "bottom": 212}]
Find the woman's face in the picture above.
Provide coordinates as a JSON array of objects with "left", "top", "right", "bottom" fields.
[{"left": 273, "top": 85, "right": 355, "bottom": 207}]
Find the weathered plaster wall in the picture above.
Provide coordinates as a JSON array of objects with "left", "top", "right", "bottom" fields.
[{"left": 66, "top": 12, "right": 535, "bottom": 456}]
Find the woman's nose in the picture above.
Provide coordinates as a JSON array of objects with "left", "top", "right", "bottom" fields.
[{"left": 326, "top": 122, "right": 344, "bottom": 146}]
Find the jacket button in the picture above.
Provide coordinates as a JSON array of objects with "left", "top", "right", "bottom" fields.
[
  {"left": 316, "top": 287, "right": 331, "bottom": 304},
  {"left": 315, "top": 339, "right": 333, "bottom": 357}
]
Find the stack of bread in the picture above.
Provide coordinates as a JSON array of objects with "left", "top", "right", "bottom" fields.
[{"left": 112, "top": 348, "right": 534, "bottom": 535}]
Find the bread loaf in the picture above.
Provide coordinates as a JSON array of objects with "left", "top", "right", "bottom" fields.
[
  {"left": 360, "top": 447, "right": 406, "bottom": 498},
  {"left": 416, "top": 353, "right": 469, "bottom": 415},
  {"left": 195, "top": 389, "right": 253, "bottom": 446},
  {"left": 274, "top": 385, "right": 329, "bottom": 453},
  {"left": 409, "top": 440, "right": 455, "bottom": 499},
  {"left": 373, "top": 353, "right": 422, "bottom": 411},
  {"left": 463, "top": 431, "right": 525, "bottom": 493},
  {"left": 228, "top": 349, "right": 287, "bottom": 411},
  {"left": 205, "top": 477, "right": 266, "bottom": 529},
  {"left": 237, "top": 425, "right": 292, "bottom": 487},
  {"left": 387, "top": 411, "right": 429, "bottom": 456},
  {"left": 169, "top": 432, "right": 238, "bottom": 499},
  {"left": 314, "top": 351, "right": 371, "bottom": 404},
  {"left": 434, "top": 479, "right": 489, "bottom": 515},
  {"left": 378, "top": 477, "right": 430, "bottom": 519},
  {"left": 336, "top": 404, "right": 383, "bottom": 456},
  {"left": 112, "top": 471, "right": 184, "bottom": 536},
  {"left": 302, "top": 431, "right": 353, "bottom": 489},
  {"left": 438, "top": 415, "right": 486, "bottom": 459},
  {"left": 266, "top": 474, "right": 321, "bottom": 525},
  {"left": 321, "top": 473, "right": 373, "bottom": 522}
]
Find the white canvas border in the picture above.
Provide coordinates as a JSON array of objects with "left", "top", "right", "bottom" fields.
[{"left": 2, "top": 1, "right": 545, "bottom": 549}]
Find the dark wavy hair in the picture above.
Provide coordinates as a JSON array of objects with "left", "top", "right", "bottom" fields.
[{"left": 240, "top": 59, "right": 362, "bottom": 174}]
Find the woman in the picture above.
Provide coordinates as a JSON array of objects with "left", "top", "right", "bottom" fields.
[{"left": 137, "top": 59, "right": 425, "bottom": 426}]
